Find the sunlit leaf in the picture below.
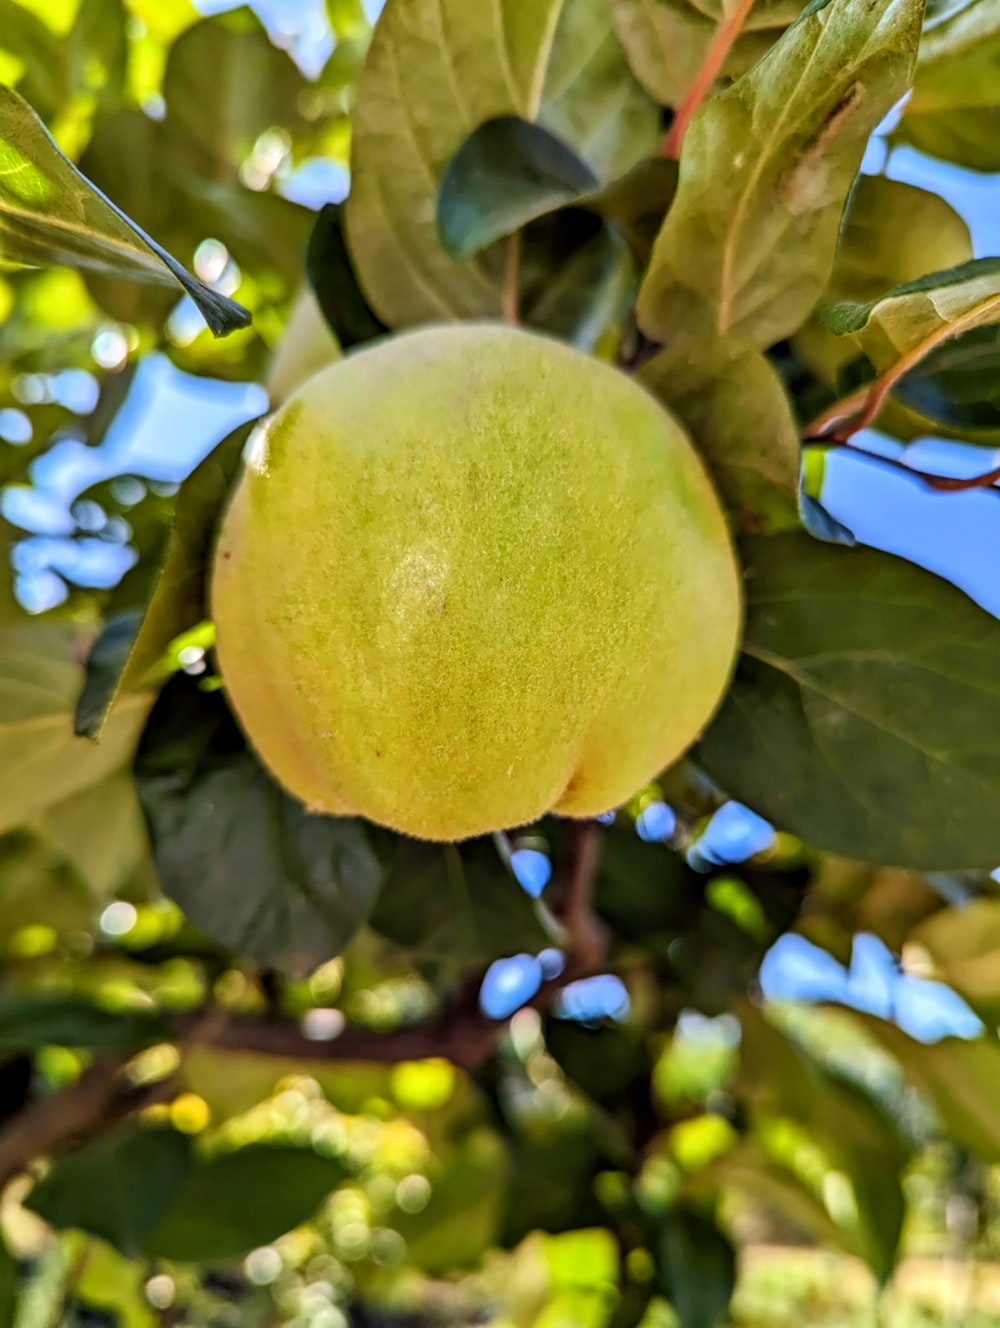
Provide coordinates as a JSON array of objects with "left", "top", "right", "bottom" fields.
[
  {"left": 345, "top": 0, "right": 657, "bottom": 326},
  {"left": 699, "top": 533, "right": 1000, "bottom": 869},
  {"left": 0, "top": 616, "right": 149, "bottom": 836},
  {"left": 637, "top": 0, "right": 923, "bottom": 348},
  {"left": 437, "top": 116, "right": 598, "bottom": 260},
  {"left": 0, "top": 85, "right": 250, "bottom": 336},
  {"left": 76, "top": 422, "right": 254, "bottom": 741}
]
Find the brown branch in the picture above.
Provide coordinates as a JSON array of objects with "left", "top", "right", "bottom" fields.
[
  {"left": 663, "top": 0, "right": 758, "bottom": 158},
  {"left": 550, "top": 820, "right": 607, "bottom": 974},
  {"left": 171, "top": 1006, "right": 501, "bottom": 1073},
  {"left": 0, "top": 1056, "right": 176, "bottom": 1192}
]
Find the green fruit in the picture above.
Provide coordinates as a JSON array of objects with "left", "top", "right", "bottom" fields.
[{"left": 211, "top": 324, "right": 742, "bottom": 842}]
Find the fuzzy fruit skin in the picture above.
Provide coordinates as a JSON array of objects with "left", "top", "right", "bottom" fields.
[{"left": 211, "top": 324, "right": 742, "bottom": 841}]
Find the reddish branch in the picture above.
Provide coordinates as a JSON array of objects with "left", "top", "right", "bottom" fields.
[{"left": 663, "top": 0, "right": 758, "bottom": 158}]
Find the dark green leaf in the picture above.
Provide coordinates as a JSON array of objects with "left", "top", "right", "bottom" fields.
[
  {"left": 582, "top": 156, "right": 678, "bottom": 265},
  {"left": 79, "top": 421, "right": 254, "bottom": 741},
  {"left": 518, "top": 209, "right": 634, "bottom": 350},
  {"left": 637, "top": 0, "right": 923, "bottom": 348},
  {"left": 438, "top": 116, "right": 597, "bottom": 260},
  {"left": 345, "top": 0, "right": 657, "bottom": 326},
  {"left": 543, "top": 1017, "right": 646, "bottom": 1104},
  {"left": 306, "top": 204, "right": 387, "bottom": 352},
  {"left": 890, "top": 324, "right": 1000, "bottom": 430},
  {"left": 27, "top": 1127, "right": 193, "bottom": 1258},
  {"left": 699, "top": 533, "right": 1000, "bottom": 869},
  {"left": 656, "top": 1206, "right": 736, "bottom": 1328},
  {"left": 135, "top": 674, "right": 384, "bottom": 978},
  {"left": 0, "top": 992, "right": 168, "bottom": 1053},
  {"left": 594, "top": 832, "right": 701, "bottom": 949},
  {"left": 370, "top": 838, "right": 547, "bottom": 978},
  {"left": 0, "top": 85, "right": 250, "bottom": 337},
  {"left": 145, "top": 1144, "right": 347, "bottom": 1262},
  {"left": 639, "top": 334, "right": 800, "bottom": 533},
  {"left": 74, "top": 611, "right": 140, "bottom": 739}
]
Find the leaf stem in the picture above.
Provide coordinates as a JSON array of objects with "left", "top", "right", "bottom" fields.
[
  {"left": 806, "top": 293, "right": 1000, "bottom": 443},
  {"left": 503, "top": 231, "right": 521, "bottom": 326},
  {"left": 663, "top": 0, "right": 758, "bottom": 158}
]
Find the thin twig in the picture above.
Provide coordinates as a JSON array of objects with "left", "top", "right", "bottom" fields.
[
  {"left": 807, "top": 437, "right": 1000, "bottom": 494},
  {"left": 807, "top": 296, "right": 1000, "bottom": 444},
  {"left": 663, "top": 0, "right": 758, "bottom": 158},
  {"left": 550, "top": 820, "right": 607, "bottom": 974},
  {"left": 502, "top": 231, "right": 520, "bottom": 326}
]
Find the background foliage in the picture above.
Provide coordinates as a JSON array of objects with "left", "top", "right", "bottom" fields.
[{"left": 6, "top": 0, "right": 1000, "bottom": 1324}]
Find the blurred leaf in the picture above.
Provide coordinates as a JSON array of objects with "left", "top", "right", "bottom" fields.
[
  {"left": 609, "top": 0, "right": 805, "bottom": 106},
  {"left": 544, "top": 1017, "right": 646, "bottom": 1104},
  {"left": 28, "top": 1127, "right": 193, "bottom": 1257},
  {"left": 738, "top": 1004, "right": 908, "bottom": 1278},
  {"left": 640, "top": 333, "right": 800, "bottom": 533},
  {"left": 518, "top": 208, "right": 634, "bottom": 349},
  {"left": 656, "top": 1206, "right": 736, "bottom": 1328},
  {"left": 306, "top": 203, "right": 387, "bottom": 352},
  {"left": 699, "top": 533, "right": 1000, "bottom": 870},
  {"left": 266, "top": 285, "right": 343, "bottom": 405},
  {"left": 371, "top": 838, "right": 546, "bottom": 977},
  {"left": 910, "top": 901, "right": 1000, "bottom": 1022},
  {"left": 793, "top": 176, "right": 972, "bottom": 386},
  {"left": 894, "top": 106, "right": 1000, "bottom": 172},
  {"left": 583, "top": 156, "right": 679, "bottom": 265},
  {"left": 856, "top": 1015, "right": 1000, "bottom": 1162},
  {"left": 0, "top": 828, "right": 94, "bottom": 937},
  {"left": 346, "top": 0, "right": 657, "bottom": 326},
  {"left": 135, "top": 674, "right": 384, "bottom": 978},
  {"left": 833, "top": 177, "right": 973, "bottom": 305},
  {"left": 593, "top": 833, "right": 701, "bottom": 950},
  {"left": 161, "top": 12, "right": 307, "bottom": 180},
  {"left": 701, "top": 1141, "right": 846, "bottom": 1247},
  {"left": 0, "top": 1235, "right": 14, "bottom": 1327},
  {"left": 37, "top": 770, "right": 149, "bottom": 897},
  {"left": 637, "top": 0, "right": 923, "bottom": 348},
  {"left": 0, "top": 85, "right": 250, "bottom": 336},
  {"left": 0, "top": 991, "right": 166, "bottom": 1052},
  {"left": 77, "top": 422, "right": 254, "bottom": 741},
  {"left": 146, "top": 1143, "right": 348, "bottom": 1262},
  {"left": 393, "top": 1130, "right": 508, "bottom": 1274},
  {"left": 895, "top": 0, "right": 1000, "bottom": 171},
  {"left": 0, "top": 616, "right": 149, "bottom": 835},
  {"left": 438, "top": 116, "right": 598, "bottom": 260}
]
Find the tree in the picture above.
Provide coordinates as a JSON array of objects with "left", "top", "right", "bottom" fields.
[{"left": 2, "top": 0, "right": 1000, "bottom": 1322}]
